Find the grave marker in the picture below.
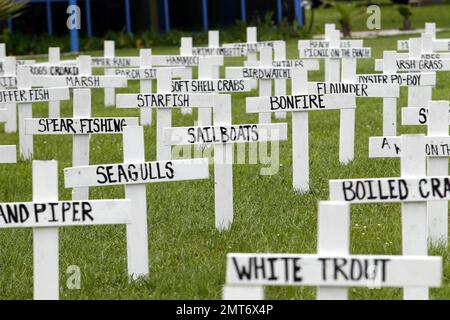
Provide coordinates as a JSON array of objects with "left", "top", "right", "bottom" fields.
[
  {"left": 370, "top": 101, "right": 450, "bottom": 246},
  {"left": 64, "top": 125, "right": 209, "bottom": 279},
  {"left": 246, "top": 68, "right": 356, "bottom": 192},
  {"left": 0, "top": 160, "right": 132, "bottom": 299},
  {"left": 116, "top": 68, "right": 215, "bottom": 160},
  {"left": 331, "top": 134, "right": 444, "bottom": 299},
  {"left": 164, "top": 94, "right": 287, "bottom": 231}
]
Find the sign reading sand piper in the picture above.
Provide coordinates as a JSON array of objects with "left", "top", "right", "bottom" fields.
[{"left": 3, "top": 160, "right": 131, "bottom": 300}]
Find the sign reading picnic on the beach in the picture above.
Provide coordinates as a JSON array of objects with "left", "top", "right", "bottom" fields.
[
  {"left": 31, "top": 75, "right": 127, "bottom": 88},
  {"left": 369, "top": 136, "right": 450, "bottom": 158},
  {"left": 25, "top": 117, "right": 138, "bottom": 135},
  {"left": 0, "top": 199, "right": 131, "bottom": 228},
  {"left": 226, "top": 253, "right": 441, "bottom": 287}
]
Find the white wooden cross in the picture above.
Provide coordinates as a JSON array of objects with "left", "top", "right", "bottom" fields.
[
  {"left": 357, "top": 50, "right": 436, "bottom": 136},
  {"left": 164, "top": 94, "right": 287, "bottom": 231},
  {"left": 112, "top": 49, "right": 188, "bottom": 126},
  {"left": 64, "top": 125, "right": 209, "bottom": 280},
  {"left": 370, "top": 101, "right": 450, "bottom": 246},
  {"left": 25, "top": 88, "right": 138, "bottom": 200},
  {"left": 298, "top": 24, "right": 364, "bottom": 83},
  {"left": 375, "top": 37, "right": 450, "bottom": 113},
  {"left": 330, "top": 134, "right": 449, "bottom": 299},
  {"left": 246, "top": 68, "right": 356, "bottom": 193},
  {"left": 307, "top": 61, "right": 399, "bottom": 163},
  {"left": 0, "top": 66, "right": 70, "bottom": 160},
  {"left": 0, "top": 160, "right": 131, "bottom": 300}
]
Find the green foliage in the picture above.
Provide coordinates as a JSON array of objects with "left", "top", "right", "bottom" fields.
[
  {"left": 0, "top": 0, "right": 27, "bottom": 21},
  {"left": 397, "top": 5, "right": 412, "bottom": 19}
]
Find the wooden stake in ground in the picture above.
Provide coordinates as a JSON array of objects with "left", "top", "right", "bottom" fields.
[
  {"left": 330, "top": 134, "right": 446, "bottom": 299},
  {"left": 64, "top": 125, "right": 210, "bottom": 280}
]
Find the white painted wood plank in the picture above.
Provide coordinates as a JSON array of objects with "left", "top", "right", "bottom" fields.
[
  {"left": 427, "top": 102, "right": 449, "bottom": 246},
  {"left": 226, "top": 253, "right": 442, "bottom": 287},
  {"left": 25, "top": 117, "right": 138, "bottom": 134},
  {"left": 104, "top": 40, "right": 115, "bottom": 107},
  {"left": 32, "top": 160, "right": 59, "bottom": 300},
  {"left": 48, "top": 47, "right": 61, "bottom": 118},
  {"left": 64, "top": 158, "right": 210, "bottom": 188}
]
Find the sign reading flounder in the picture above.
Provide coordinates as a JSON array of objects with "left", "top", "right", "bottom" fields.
[
  {"left": 330, "top": 176, "right": 450, "bottom": 203},
  {"left": 0, "top": 199, "right": 131, "bottom": 228},
  {"left": 226, "top": 253, "right": 441, "bottom": 287},
  {"left": 0, "top": 87, "right": 69, "bottom": 103},
  {"left": 171, "top": 79, "right": 251, "bottom": 93},
  {"left": 64, "top": 158, "right": 209, "bottom": 187},
  {"left": 164, "top": 123, "right": 287, "bottom": 145},
  {"left": 25, "top": 117, "right": 138, "bottom": 135}
]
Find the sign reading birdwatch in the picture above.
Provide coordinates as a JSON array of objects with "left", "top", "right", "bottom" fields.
[
  {"left": 0, "top": 200, "right": 131, "bottom": 228},
  {"left": 226, "top": 253, "right": 442, "bottom": 287}
]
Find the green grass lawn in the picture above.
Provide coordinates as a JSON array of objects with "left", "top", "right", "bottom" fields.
[{"left": 1, "top": 31, "right": 450, "bottom": 300}]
